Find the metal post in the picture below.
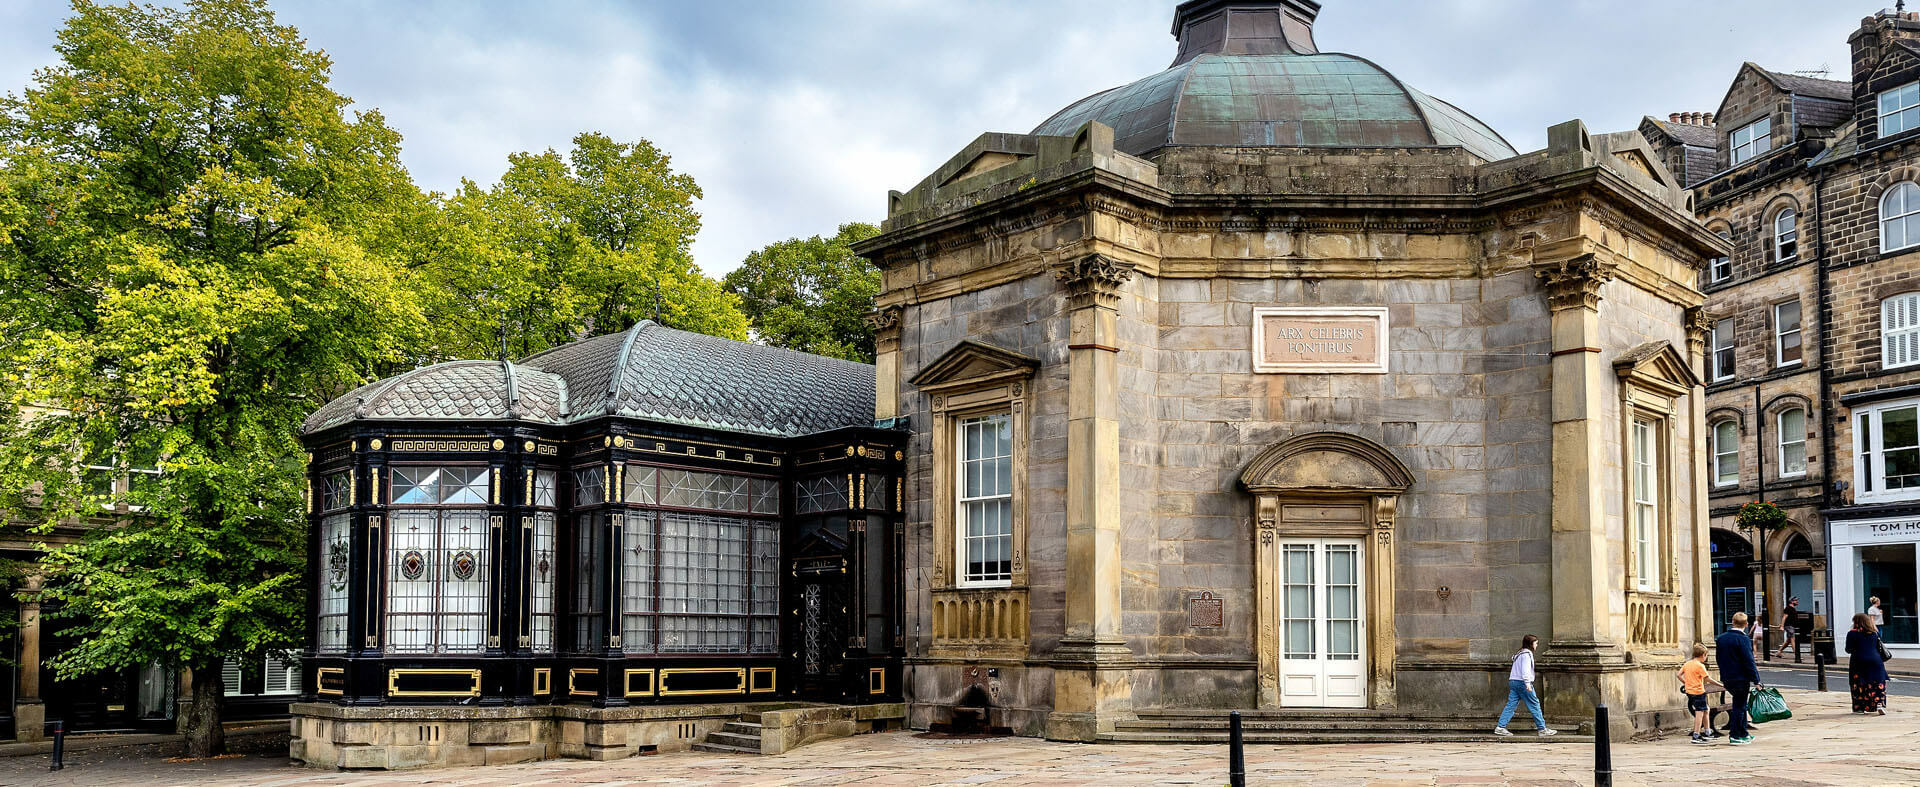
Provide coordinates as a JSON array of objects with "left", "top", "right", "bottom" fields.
[
  {"left": 1228, "top": 710, "right": 1246, "bottom": 787},
  {"left": 1816, "top": 643, "right": 1828, "bottom": 692},
  {"left": 49, "top": 720, "right": 64, "bottom": 772},
  {"left": 1593, "top": 705, "right": 1612, "bottom": 787}
]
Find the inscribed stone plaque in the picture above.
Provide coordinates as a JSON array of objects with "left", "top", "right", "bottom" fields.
[
  {"left": 1188, "top": 591, "right": 1224, "bottom": 629},
  {"left": 1250, "top": 306, "right": 1389, "bottom": 374}
]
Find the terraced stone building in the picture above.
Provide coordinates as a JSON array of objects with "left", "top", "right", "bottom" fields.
[{"left": 856, "top": 0, "right": 1726, "bottom": 740}]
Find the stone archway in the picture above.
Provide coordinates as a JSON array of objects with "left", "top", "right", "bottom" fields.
[{"left": 1241, "top": 432, "right": 1412, "bottom": 710}]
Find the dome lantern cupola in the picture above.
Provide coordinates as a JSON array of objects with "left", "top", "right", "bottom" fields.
[{"left": 1170, "top": 0, "right": 1320, "bottom": 65}]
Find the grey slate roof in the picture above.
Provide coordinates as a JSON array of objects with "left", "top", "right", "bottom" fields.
[
  {"left": 1031, "top": 52, "right": 1516, "bottom": 162},
  {"left": 1757, "top": 67, "right": 1852, "bottom": 101},
  {"left": 302, "top": 360, "right": 567, "bottom": 434},
  {"left": 1648, "top": 118, "right": 1718, "bottom": 148},
  {"left": 304, "top": 322, "right": 876, "bottom": 439}
]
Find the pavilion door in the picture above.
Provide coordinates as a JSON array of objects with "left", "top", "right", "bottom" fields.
[{"left": 1277, "top": 538, "right": 1367, "bottom": 708}]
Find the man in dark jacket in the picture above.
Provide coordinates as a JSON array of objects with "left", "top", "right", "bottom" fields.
[{"left": 1715, "top": 612, "right": 1762, "bottom": 744}]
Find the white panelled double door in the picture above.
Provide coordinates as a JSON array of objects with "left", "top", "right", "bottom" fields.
[{"left": 1277, "top": 538, "right": 1368, "bottom": 708}]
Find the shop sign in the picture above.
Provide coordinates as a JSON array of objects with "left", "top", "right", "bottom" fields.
[
  {"left": 1251, "top": 307, "right": 1389, "bottom": 374},
  {"left": 1846, "top": 517, "right": 1920, "bottom": 543}
]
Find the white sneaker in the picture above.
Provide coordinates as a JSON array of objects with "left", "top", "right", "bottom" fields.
[
  {"left": 1537, "top": 728, "right": 1558, "bottom": 736},
  {"left": 1493, "top": 727, "right": 1512, "bottom": 736}
]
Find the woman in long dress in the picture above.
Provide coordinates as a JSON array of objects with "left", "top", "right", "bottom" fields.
[{"left": 1845, "top": 612, "right": 1889, "bottom": 715}]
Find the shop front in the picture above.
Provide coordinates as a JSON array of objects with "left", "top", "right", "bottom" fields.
[{"left": 1829, "top": 516, "right": 1920, "bottom": 654}]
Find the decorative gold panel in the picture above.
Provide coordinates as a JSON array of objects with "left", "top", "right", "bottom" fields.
[
  {"left": 387, "top": 668, "right": 481, "bottom": 698},
  {"left": 749, "top": 667, "right": 776, "bottom": 694},
  {"left": 869, "top": 668, "right": 886, "bottom": 695},
  {"left": 568, "top": 668, "right": 599, "bottom": 697},
  {"left": 624, "top": 669, "right": 656, "bottom": 698},
  {"left": 315, "top": 667, "right": 345, "bottom": 696},
  {"left": 657, "top": 667, "right": 747, "bottom": 697},
  {"left": 533, "top": 668, "right": 551, "bottom": 696}
]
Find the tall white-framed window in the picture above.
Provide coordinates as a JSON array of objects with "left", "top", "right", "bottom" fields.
[
  {"left": 1883, "top": 182, "right": 1920, "bottom": 253},
  {"left": 1730, "top": 117, "right": 1771, "bottom": 165},
  {"left": 1709, "top": 228, "right": 1733, "bottom": 283},
  {"left": 1713, "top": 318, "right": 1737, "bottom": 381},
  {"left": 1857, "top": 397, "right": 1920, "bottom": 504},
  {"left": 1631, "top": 418, "right": 1660, "bottom": 591},
  {"left": 1713, "top": 420, "right": 1740, "bottom": 487},
  {"left": 1882, "top": 82, "right": 1920, "bottom": 138},
  {"left": 1774, "top": 300, "right": 1803, "bottom": 367},
  {"left": 956, "top": 412, "right": 1014, "bottom": 587},
  {"left": 1778, "top": 408, "right": 1808, "bottom": 479},
  {"left": 1886, "top": 292, "right": 1920, "bottom": 370},
  {"left": 1773, "top": 209, "right": 1798, "bottom": 262},
  {"left": 385, "top": 465, "right": 491, "bottom": 655}
]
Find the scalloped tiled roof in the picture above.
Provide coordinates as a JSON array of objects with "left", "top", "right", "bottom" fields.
[{"left": 304, "top": 322, "right": 876, "bottom": 439}]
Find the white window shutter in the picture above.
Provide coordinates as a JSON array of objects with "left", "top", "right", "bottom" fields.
[{"left": 221, "top": 659, "right": 245, "bottom": 697}]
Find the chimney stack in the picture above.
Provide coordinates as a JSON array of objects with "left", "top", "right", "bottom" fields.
[{"left": 1670, "top": 113, "right": 1681, "bottom": 123}]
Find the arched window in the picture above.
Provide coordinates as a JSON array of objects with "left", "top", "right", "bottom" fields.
[
  {"left": 1886, "top": 292, "right": 1920, "bottom": 370},
  {"left": 1884, "top": 182, "right": 1920, "bottom": 253},
  {"left": 1774, "top": 208, "right": 1798, "bottom": 261},
  {"left": 1783, "top": 532, "right": 1813, "bottom": 561},
  {"left": 1777, "top": 407, "right": 1807, "bottom": 478},
  {"left": 1712, "top": 420, "right": 1740, "bottom": 487}
]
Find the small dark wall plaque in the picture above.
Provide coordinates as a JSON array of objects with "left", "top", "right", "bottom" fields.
[{"left": 1189, "top": 591, "right": 1224, "bottom": 629}]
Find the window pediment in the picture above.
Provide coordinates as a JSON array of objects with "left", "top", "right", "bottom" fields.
[
  {"left": 1240, "top": 432, "right": 1413, "bottom": 495},
  {"left": 1613, "top": 340, "right": 1700, "bottom": 400},
  {"left": 910, "top": 340, "right": 1039, "bottom": 394}
]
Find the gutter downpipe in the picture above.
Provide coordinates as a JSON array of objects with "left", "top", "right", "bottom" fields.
[{"left": 1813, "top": 150, "right": 1836, "bottom": 634}]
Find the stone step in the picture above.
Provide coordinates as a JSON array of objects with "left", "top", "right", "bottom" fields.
[
  {"left": 1117, "top": 718, "right": 1581, "bottom": 733},
  {"left": 1133, "top": 708, "right": 1583, "bottom": 722},
  {"left": 1098, "top": 731, "right": 1595, "bottom": 745},
  {"left": 704, "top": 731, "right": 762, "bottom": 749},
  {"left": 722, "top": 721, "right": 764, "bottom": 736},
  {"left": 691, "top": 741, "right": 762, "bottom": 755}
]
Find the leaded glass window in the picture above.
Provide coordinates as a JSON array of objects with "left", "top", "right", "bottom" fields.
[
  {"left": 529, "top": 470, "right": 558, "bottom": 654},
  {"left": 391, "top": 466, "right": 489, "bottom": 506},
  {"left": 573, "top": 466, "right": 604, "bottom": 506},
  {"left": 635, "top": 512, "right": 779, "bottom": 655},
  {"left": 385, "top": 509, "right": 489, "bottom": 654},
  {"left": 796, "top": 475, "right": 849, "bottom": 514},
  {"left": 625, "top": 465, "right": 777, "bottom": 515},
  {"left": 621, "top": 513, "right": 655, "bottom": 653},
  {"left": 316, "top": 513, "right": 351, "bottom": 654},
  {"left": 864, "top": 473, "right": 888, "bottom": 510},
  {"left": 319, "top": 471, "right": 351, "bottom": 512},
  {"left": 572, "top": 511, "right": 606, "bottom": 651}
]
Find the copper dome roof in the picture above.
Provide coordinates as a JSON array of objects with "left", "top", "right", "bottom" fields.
[{"left": 1033, "top": 0, "right": 1515, "bottom": 162}]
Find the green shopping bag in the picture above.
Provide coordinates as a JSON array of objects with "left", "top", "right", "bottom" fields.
[{"left": 1748, "top": 686, "right": 1792, "bottom": 724}]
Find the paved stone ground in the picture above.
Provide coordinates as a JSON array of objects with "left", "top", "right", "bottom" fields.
[{"left": 4, "top": 689, "right": 1915, "bottom": 786}]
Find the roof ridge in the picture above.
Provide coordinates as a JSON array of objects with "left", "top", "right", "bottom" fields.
[{"left": 605, "top": 319, "right": 655, "bottom": 414}]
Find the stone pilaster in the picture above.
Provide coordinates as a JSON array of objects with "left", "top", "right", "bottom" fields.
[
  {"left": 866, "top": 306, "right": 904, "bottom": 420},
  {"left": 1536, "top": 254, "right": 1621, "bottom": 660},
  {"left": 1046, "top": 253, "right": 1133, "bottom": 742},
  {"left": 1685, "top": 306, "right": 1714, "bottom": 645},
  {"left": 14, "top": 574, "right": 44, "bottom": 742}
]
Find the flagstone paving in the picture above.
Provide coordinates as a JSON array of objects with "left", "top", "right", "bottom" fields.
[{"left": 6, "top": 689, "right": 1916, "bottom": 786}]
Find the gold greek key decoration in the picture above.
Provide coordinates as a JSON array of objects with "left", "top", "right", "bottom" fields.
[
  {"left": 658, "top": 667, "right": 748, "bottom": 697},
  {"left": 624, "top": 669, "right": 656, "bottom": 697},
  {"left": 533, "top": 668, "right": 551, "bottom": 695},
  {"left": 749, "top": 667, "right": 776, "bottom": 694},
  {"left": 388, "top": 668, "right": 481, "bottom": 698},
  {"left": 390, "top": 438, "right": 493, "bottom": 452},
  {"left": 369, "top": 438, "right": 383, "bottom": 451},
  {"left": 315, "top": 667, "right": 345, "bottom": 696},
  {"left": 716, "top": 449, "right": 726, "bottom": 459},
  {"left": 537, "top": 443, "right": 557, "bottom": 456}
]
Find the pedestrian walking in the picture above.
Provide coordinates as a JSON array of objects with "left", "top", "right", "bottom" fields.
[
  {"left": 1846, "top": 612, "right": 1889, "bottom": 715},
  {"left": 1493, "top": 634, "right": 1557, "bottom": 737},
  {"left": 1678, "top": 643, "right": 1712, "bottom": 744},
  {"left": 1869, "top": 596, "right": 1886, "bottom": 629},
  {"left": 1715, "top": 612, "right": 1761, "bottom": 745},
  {"left": 1771, "top": 597, "right": 1802, "bottom": 659}
]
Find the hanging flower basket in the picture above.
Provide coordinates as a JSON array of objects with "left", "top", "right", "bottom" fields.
[{"left": 1736, "top": 500, "right": 1788, "bottom": 531}]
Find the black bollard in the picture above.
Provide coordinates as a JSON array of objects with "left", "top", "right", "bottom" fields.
[
  {"left": 1228, "top": 710, "right": 1246, "bottom": 787},
  {"left": 1593, "top": 705, "right": 1612, "bottom": 787},
  {"left": 49, "top": 720, "right": 64, "bottom": 772},
  {"left": 1817, "top": 646, "right": 1829, "bottom": 692}
]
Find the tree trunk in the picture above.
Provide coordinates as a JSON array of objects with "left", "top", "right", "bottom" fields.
[{"left": 182, "top": 664, "right": 225, "bottom": 758}]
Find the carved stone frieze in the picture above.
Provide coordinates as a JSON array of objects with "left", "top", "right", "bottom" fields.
[
  {"left": 863, "top": 305, "right": 902, "bottom": 333},
  {"left": 1534, "top": 253, "right": 1618, "bottom": 312}
]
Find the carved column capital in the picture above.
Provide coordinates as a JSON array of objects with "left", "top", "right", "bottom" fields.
[
  {"left": 1533, "top": 254, "right": 1617, "bottom": 312},
  {"left": 1684, "top": 305, "right": 1712, "bottom": 353},
  {"left": 1056, "top": 254, "right": 1135, "bottom": 309},
  {"left": 863, "top": 305, "right": 902, "bottom": 333}
]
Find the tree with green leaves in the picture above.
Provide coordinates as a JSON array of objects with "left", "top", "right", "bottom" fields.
[
  {"left": 427, "top": 132, "right": 749, "bottom": 360},
  {"left": 0, "top": 0, "right": 427, "bottom": 756},
  {"left": 723, "top": 222, "right": 881, "bottom": 362}
]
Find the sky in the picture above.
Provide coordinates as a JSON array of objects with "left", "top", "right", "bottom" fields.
[{"left": 0, "top": 1, "right": 1870, "bottom": 276}]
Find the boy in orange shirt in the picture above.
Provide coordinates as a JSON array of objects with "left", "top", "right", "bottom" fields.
[{"left": 1679, "top": 643, "right": 1712, "bottom": 744}]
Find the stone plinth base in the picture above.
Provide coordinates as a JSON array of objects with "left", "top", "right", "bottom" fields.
[
  {"left": 290, "top": 701, "right": 905, "bottom": 770},
  {"left": 11, "top": 702, "right": 43, "bottom": 742}
]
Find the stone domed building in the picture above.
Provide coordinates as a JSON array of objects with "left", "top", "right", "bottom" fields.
[{"left": 856, "top": 0, "right": 1729, "bottom": 740}]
